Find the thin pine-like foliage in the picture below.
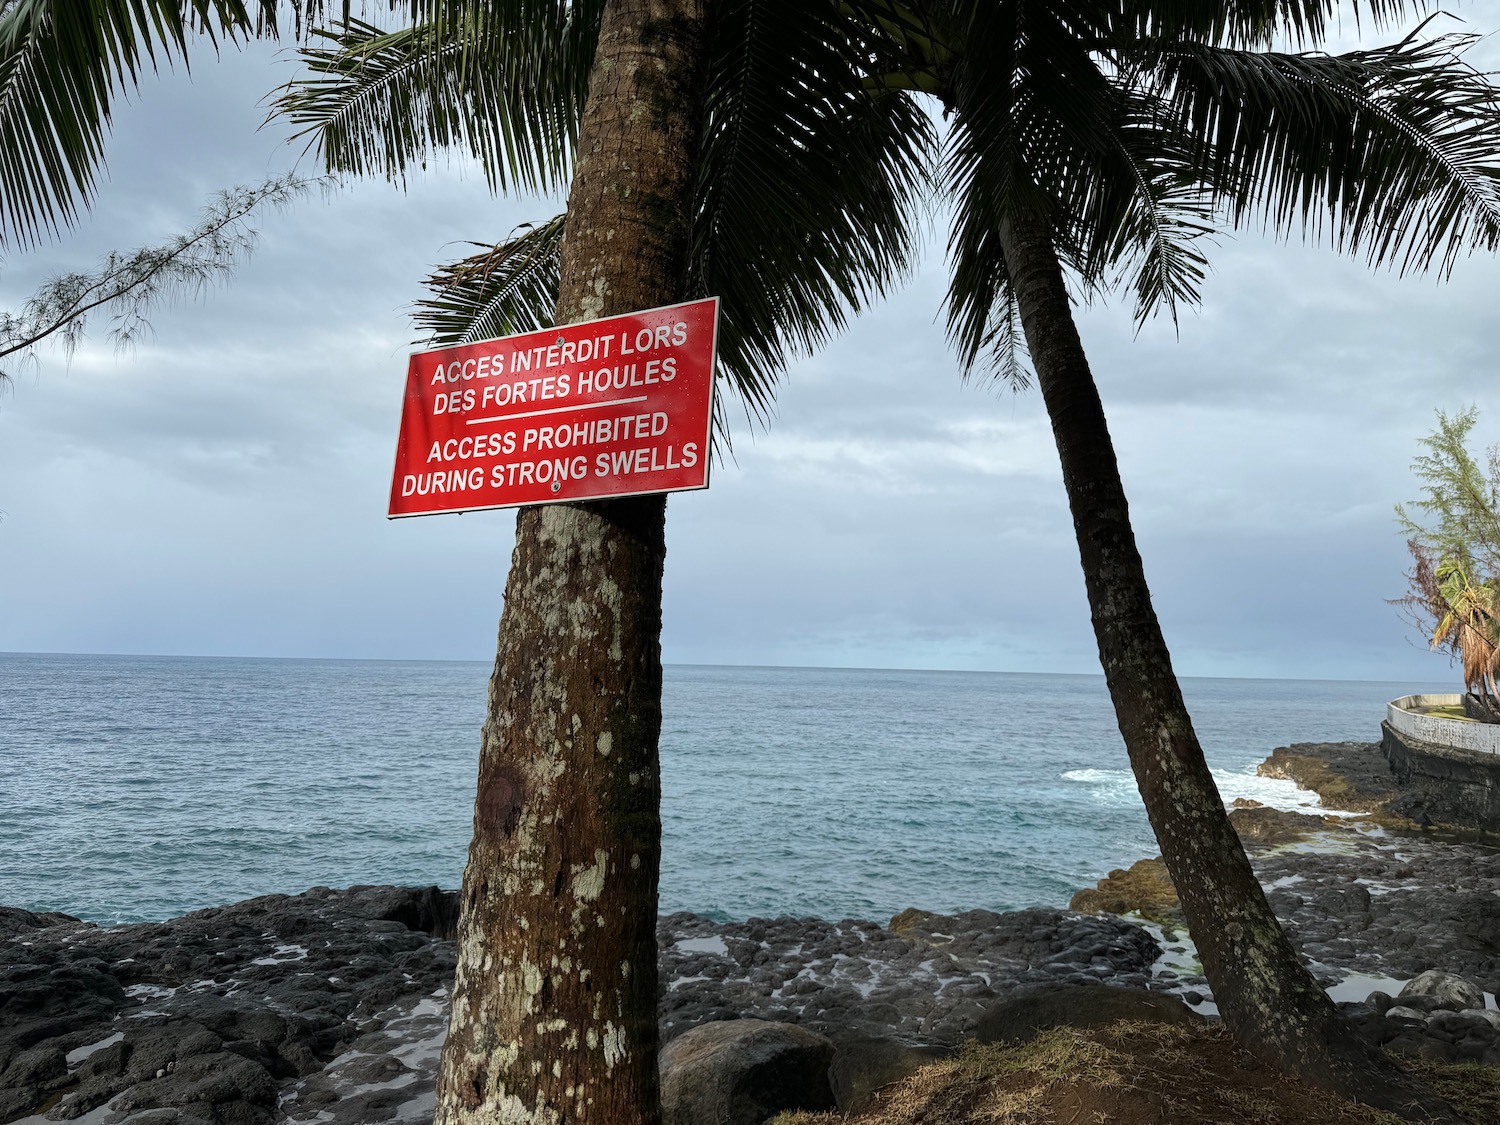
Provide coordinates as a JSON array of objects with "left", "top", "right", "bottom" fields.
[
  {"left": 0, "top": 174, "right": 313, "bottom": 379},
  {"left": 1395, "top": 408, "right": 1500, "bottom": 704}
]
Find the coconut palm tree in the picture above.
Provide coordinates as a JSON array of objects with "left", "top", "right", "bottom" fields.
[
  {"left": 283, "top": 5, "right": 1500, "bottom": 1116},
  {"left": 866, "top": 0, "right": 1498, "bottom": 1109},
  {"left": 420, "top": 6, "right": 711, "bottom": 1118},
  {"left": 279, "top": 4, "right": 927, "bottom": 1122}
]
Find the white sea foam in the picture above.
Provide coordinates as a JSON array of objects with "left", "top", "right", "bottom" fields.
[
  {"left": 1059, "top": 768, "right": 1144, "bottom": 807},
  {"left": 1061, "top": 765, "right": 1364, "bottom": 818}
]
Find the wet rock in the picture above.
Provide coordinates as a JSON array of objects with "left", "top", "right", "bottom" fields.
[
  {"left": 0, "top": 912, "right": 82, "bottom": 939},
  {"left": 1068, "top": 859, "right": 1180, "bottom": 924},
  {"left": 1, "top": 887, "right": 456, "bottom": 1125},
  {"left": 887, "top": 909, "right": 942, "bottom": 938},
  {"left": 1385, "top": 1005, "right": 1429, "bottom": 1022},
  {"left": 1227, "top": 805, "right": 1332, "bottom": 846},
  {"left": 0, "top": 1089, "right": 39, "bottom": 1122},
  {"left": 1309, "top": 882, "right": 1372, "bottom": 920},
  {"left": 659, "top": 1020, "right": 835, "bottom": 1125},
  {"left": 1256, "top": 742, "right": 1398, "bottom": 814},
  {"left": 0, "top": 1046, "right": 65, "bottom": 1092},
  {"left": 657, "top": 908, "right": 1158, "bottom": 1047},
  {"left": 1455, "top": 893, "right": 1500, "bottom": 953},
  {"left": 1399, "top": 969, "right": 1486, "bottom": 1012},
  {"left": 108, "top": 1051, "right": 278, "bottom": 1121}
]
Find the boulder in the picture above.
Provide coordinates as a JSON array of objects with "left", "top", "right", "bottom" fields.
[
  {"left": 660, "top": 1019, "right": 836, "bottom": 1125},
  {"left": 888, "top": 909, "right": 943, "bottom": 939},
  {"left": 827, "top": 1034, "right": 950, "bottom": 1113},
  {"left": 0, "top": 908, "right": 83, "bottom": 937},
  {"left": 107, "top": 1051, "right": 278, "bottom": 1123},
  {"left": 0, "top": 1086, "right": 41, "bottom": 1121},
  {"left": 1366, "top": 991, "right": 1394, "bottom": 1014},
  {"left": 1399, "top": 970, "right": 1486, "bottom": 1012},
  {"left": 1067, "top": 859, "right": 1181, "bottom": 925},
  {"left": 1385, "top": 1006, "right": 1429, "bottom": 1022},
  {"left": 1227, "top": 805, "right": 1331, "bottom": 846},
  {"left": 970, "top": 984, "right": 1202, "bottom": 1045}
]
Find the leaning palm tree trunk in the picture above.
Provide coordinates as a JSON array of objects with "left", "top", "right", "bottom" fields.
[
  {"left": 998, "top": 207, "right": 1456, "bottom": 1119},
  {"left": 433, "top": 2, "right": 706, "bottom": 1123}
]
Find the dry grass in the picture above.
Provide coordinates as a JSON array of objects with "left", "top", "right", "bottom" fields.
[
  {"left": 1401, "top": 1057, "right": 1500, "bottom": 1124},
  {"left": 770, "top": 1021, "right": 1497, "bottom": 1125}
]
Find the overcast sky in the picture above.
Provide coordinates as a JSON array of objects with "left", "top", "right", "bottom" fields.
[{"left": 2, "top": 5, "right": 1498, "bottom": 682}]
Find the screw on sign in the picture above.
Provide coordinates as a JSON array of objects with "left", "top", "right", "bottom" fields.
[{"left": 388, "top": 297, "right": 719, "bottom": 517}]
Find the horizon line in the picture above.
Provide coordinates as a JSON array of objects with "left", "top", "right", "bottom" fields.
[{"left": 0, "top": 648, "right": 1460, "bottom": 687}]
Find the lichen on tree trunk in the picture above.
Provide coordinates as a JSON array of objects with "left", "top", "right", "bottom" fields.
[{"left": 434, "top": 2, "right": 706, "bottom": 1123}]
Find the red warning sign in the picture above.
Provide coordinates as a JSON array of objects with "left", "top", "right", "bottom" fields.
[{"left": 388, "top": 297, "right": 718, "bottom": 517}]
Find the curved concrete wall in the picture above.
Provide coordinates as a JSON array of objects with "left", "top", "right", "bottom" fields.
[{"left": 1387, "top": 694, "right": 1500, "bottom": 757}]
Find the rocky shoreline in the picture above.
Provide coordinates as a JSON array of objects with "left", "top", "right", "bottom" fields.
[{"left": 5, "top": 740, "right": 1500, "bottom": 1124}]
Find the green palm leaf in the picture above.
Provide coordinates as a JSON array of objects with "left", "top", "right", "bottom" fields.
[
  {"left": 1061, "top": 84, "right": 1216, "bottom": 328},
  {"left": 1114, "top": 0, "right": 1437, "bottom": 50},
  {"left": 1149, "top": 29, "right": 1500, "bottom": 275},
  {"left": 272, "top": 2, "right": 598, "bottom": 193},
  {"left": 689, "top": 0, "right": 931, "bottom": 426},
  {"left": 0, "top": 0, "right": 291, "bottom": 249}
]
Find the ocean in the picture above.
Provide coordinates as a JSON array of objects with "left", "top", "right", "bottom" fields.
[{"left": 0, "top": 653, "right": 1450, "bottom": 926}]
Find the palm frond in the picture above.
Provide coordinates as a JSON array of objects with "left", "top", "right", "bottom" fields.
[
  {"left": 687, "top": 0, "right": 931, "bottom": 430},
  {"left": 272, "top": 2, "right": 599, "bottom": 193},
  {"left": 946, "top": 0, "right": 1128, "bottom": 256},
  {"left": 844, "top": 0, "right": 962, "bottom": 97},
  {"left": 1112, "top": 1, "right": 1438, "bottom": 51},
  {"left": 0, "top": 0, "right": 301, "bottom": 250},
  {"left": 1148, "top": 29, "right": 1500, "bottom": 276},
  {"left": 945, "top": 185, "right": 1033, "bottom": 389},
  {"left": 942, "top": 0, "right": 1118, "bottom": 378},
  {"left": 1062, "top": 83, "right": 1217, "bottom": 328},
  {"left": 412, "top": 215, "right": 563, "bottom": 347}
]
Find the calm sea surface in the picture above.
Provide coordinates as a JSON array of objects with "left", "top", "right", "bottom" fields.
[{"left": 0, "top": 654, "right": 1450, "bottom": 925}]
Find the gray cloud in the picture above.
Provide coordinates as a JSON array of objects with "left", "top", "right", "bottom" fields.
[{"left": 3, "top": 14, "right": 1498, "bottom": 688}]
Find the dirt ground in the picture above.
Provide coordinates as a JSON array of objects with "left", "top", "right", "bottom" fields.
[{"left": 775, "top": 1021, "right": 1500, "bottom": 1125}]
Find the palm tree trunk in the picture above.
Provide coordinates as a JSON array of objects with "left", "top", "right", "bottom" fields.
[
  {"left": 997, "top": 207, "right": 1456, "bottom": 1118},
  {"left": 434, "top": 3, "right": 705, "bottom": 1123}
]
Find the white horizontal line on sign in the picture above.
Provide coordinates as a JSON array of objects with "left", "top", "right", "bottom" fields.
[{"left": 465, "top": 395, "right": 650, "bottom": 426}]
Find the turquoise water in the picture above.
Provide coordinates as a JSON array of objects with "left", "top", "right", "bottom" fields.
[{"left": 0, "top": 653, "right": 1449, "bottom": 925}]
